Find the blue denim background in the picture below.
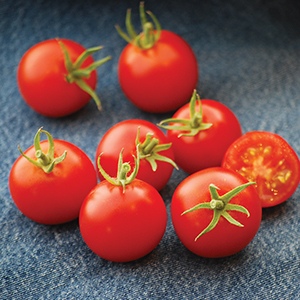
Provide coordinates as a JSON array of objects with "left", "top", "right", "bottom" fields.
[{"left": 1, "top": 0, "right": 300, "bottom": 299}]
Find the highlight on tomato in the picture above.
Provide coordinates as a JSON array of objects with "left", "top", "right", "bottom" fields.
[
  {"left": 17, "top": 38, "right": 112, "bottom": 117},
  {"left": 222, "top": 131, "right": 300, "bottom": 208},
  {"left": 80, "top": 146, "right": 168, "bottom": 262},
  {"left": 159, "top": 90, "right": 242, "bottom": 174},
  {"left": 171, "top": 167, "right": 262, "bottom": 258},
  {"left": 95, "top": 119, "right": 178, "bottom": 191},
  {"left": 9, "top": 128, "right": 98, "bottom": 225},
  {"left": 116, "top": 2, "right": 198, "bottom": 113}
]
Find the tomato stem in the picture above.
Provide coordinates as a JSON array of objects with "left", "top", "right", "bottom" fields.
[
  {"left": 135, "top": 127, "right": 178, "bottom": 172},
  {"left": 181, "top": 182, "right": 256, "bottom": 240},
  {"left": 58, "top": 40, "right": 112, "bottom": 111},
  {"left": 158, "top": 90, "right": 213, "bottom": 137},
  {"left": 18, "top": 127, "right": 67, "bottom": 174},
  {"left": 97, "top": 146, "right": 140, "bottom": 193},
  {"left": 115, "top": 2, "right": 161, "bottom": 50}
]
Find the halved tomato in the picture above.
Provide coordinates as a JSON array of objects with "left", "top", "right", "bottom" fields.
[{"left": 222, "top": 131, "right": 300, "bottom": 207}]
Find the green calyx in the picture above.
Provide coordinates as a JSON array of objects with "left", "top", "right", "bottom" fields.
[
  {"left": 158, "top": 90, "right": 213, "bottom": 137},
  {"left": 182, "top": 182, "right": 256, "bottom": 241},
  {"left": 18, "top": 127, "right": 67, "bottom": 174},
  {"left": 135, "top": 127, "right": 178, "bottom": 171},
  {"left": 58, "top": 40, "right": 112, "bottom": 111},
  {"left": 115, "top": 1, "right": 161, "bottom": 49},
  {"left": 97, "top": 145, "right": 140, "bottom": 194}
]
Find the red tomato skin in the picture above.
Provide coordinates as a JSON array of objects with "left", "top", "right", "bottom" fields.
[
  {"left": 222, "top": 131, "right": 300, "bottom": 208},
  {"left": 9, "top": 140, "right": 97, "bottom": 225},
  {"left": 79, "top": 179, "right": 167, "bottom": 262},
  {"left": 17, "top": 38, "right": 97, "bottom": 117},
  {"left": 95, "top": 119, "right": 175, "bottom": 191},
  {"left": 171, "top": 167, "right": 262, "bottom": 258},
  {"left": 166, "top": 100, "right": 242, "bottom": 174},
  {"left": 118, "top": 30, "right": 198, "bottom": 113}
]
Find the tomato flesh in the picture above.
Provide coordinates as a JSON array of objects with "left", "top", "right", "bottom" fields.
[{"left": 222, "top": 131, "right": 300, "bottom": 207}]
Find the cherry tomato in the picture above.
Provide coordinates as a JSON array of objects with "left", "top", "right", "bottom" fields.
[
  {"left": 95, "top": 119, "right": 177, "bottom": 191},
  {"left": 159, "top": 90, "right": 242, "bottom": 174},
  {"left": 9, "top": 128, "right": 97, "bottom": 225},
  {"left": 222, "top": 131, "right": 300, "bottom": 208},
  {"left": 17, "top": 38, "right": 111, "bottom": 117},
  {"left": 80, "top": 148, "right": 167, "bottom": 262},
  {"left": 117, "top": 3, "right": 198, "bottom": 113},
  {"left": 171, "top": 167, "right": 262, "bottom": 258}
]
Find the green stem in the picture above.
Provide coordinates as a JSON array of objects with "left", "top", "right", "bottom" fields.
[
  {"left": 97, "top": 146, "right": 140, "bottom": 194},
  {"left": 158, "top": 90, "right": 213, "bottom": 137},
  {"left": 116, "top": 2, "right": 162, "bottom": 50},
  {"left": 135, "top": 127, "right": 178, "bottom": 172},
  {"left": 58, "top": 40, "right": 112, "bottom": 111},
  {"left": 18, "top": 127, "right": 67, "bottom": 174},
  {"left": 182, "top": 182, "right": 256, "bottom": 241}
]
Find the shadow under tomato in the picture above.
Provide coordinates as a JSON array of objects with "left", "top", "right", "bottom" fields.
[{"left": 261, "top": 201, "right": 289, "bottom": 221}]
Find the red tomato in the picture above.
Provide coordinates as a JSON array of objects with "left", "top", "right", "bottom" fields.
[
  {"left": 119, "top": 30, "right": 198, "bottom": 113},
  {"left": 17, "top": 38, "right": 110, "bottom": 117},
  {"left": 95, "top": 119, "right": 177, "bottom": 191},
  {"left": 9, "top": 129, "right": 97, "bottom": 224},
  {"left": 222, "top": 131, "right": 300, "bottom": 208},
  {"left": 171, "top": 167, "right": 262, "bottom": 258},
  {"left": 117, "top": 3, "right": 198, "bottom": 113},
  {"left": 160, "top": 93, "right": 242, "bottom": 174},
  {"left": 80, "top": 150, "right": 167, "bottom": 262}
]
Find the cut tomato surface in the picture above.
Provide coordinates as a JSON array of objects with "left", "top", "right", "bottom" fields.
[{"left": 222, "top": 131, "right": 300, "bottom": 208}]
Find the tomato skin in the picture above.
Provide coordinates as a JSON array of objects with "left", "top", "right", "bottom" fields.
[
  {"left": 9, "top": 140, "right": 97, "bottom": 225},
  {"left": 166, "top": 100, "right": 242, "bottom": 174},
  {"left": 17, "top": 38, "right": 97, "bottom": 117},
  {"left": 118, "top": 30, "right": 198, "bottom": 113},
  {"left": 95, "top": 119, "right": 175, "bottom": 191},
  {"left": 79, "top": 179, "right": 167, "bottom": 262},
  {"left": 171, "top": 167, "right": 262, "bottom": 258},
  {"left": 222, "top": 131, "right": 300, "bottom": 208}
]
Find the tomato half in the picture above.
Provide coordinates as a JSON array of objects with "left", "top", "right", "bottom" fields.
[
  {"left": 118, "top": 30, "right": 198, "bottom": 113},
  {"left": 95, "top": 119, "right": 176, "bottom": 191},
  {"left": 9, "top": 130, "right": 97, "bottom": 224},
  {"left": 79, "top": 179, "right": 167, "bottom": 262},
  {"left": 17, "top": 38, "right": 107, "bottom": 117},
  {"left": 222, "top": 131, "right": 300, "bottom": 208},
  {"left": 162, "top": 99, "right": 242, "bottom": 174},
  {"left": 171, "top": 167, "right": 262, "bottom": 258}
]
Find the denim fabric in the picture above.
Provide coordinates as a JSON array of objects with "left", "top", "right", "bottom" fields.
[{"left": 1, "top": 0, "right": 300, "bottom": 299}]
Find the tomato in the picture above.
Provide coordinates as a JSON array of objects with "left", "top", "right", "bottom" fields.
[
  {"left": 171, "top": 167, "right": 262, "bottom": 258},
  {"left": 95, "top": 119, "right": 177, "bottom": 191},
  {"left": 80, "top": 147, "right": 167, "bottom": 262},
  {"left": 159, "top": 90, "right": 242, "bottom": 174},
  {"left": 222, "top": 131, "right": 300, "bottom": 208},
  {"left": 116, "top": 3, "right": 198, "bottom": 113},
  {"left": 9, "top": 128, "right": 97, "bottom": 225},
  {"left": 17, "top": 38, "right": 111, "bottom": 117}
]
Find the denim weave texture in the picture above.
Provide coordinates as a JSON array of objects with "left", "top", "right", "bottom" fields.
[{"left": 1, "top": 0, "right": 300, "bottom": 299}]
